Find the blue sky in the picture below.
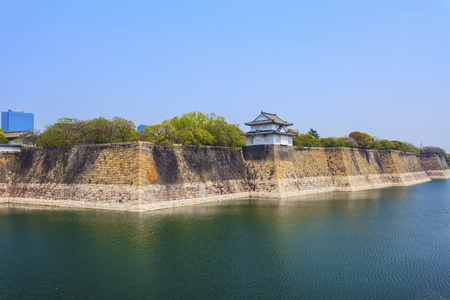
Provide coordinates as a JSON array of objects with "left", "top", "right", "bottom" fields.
[{"left": 1, "top": 1, "right": 449, "bottom": 150}]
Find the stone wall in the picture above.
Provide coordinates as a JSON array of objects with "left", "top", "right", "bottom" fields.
[
  {"left": 243, "top": 145, "right": 444, "bottom": 198},
  {"left": 0, "top": 152, "right": 19, "bottom": 204},
  {"left": 419, "top": 155, "right": 450, "bottom": 179},
  {"left": 0, "top": 142, "right": 249, "bottom": 211},
  {"left": 0, "top": 142, "right": 449, "bottom": 211},
  {"left": 0, "top": 143, "right": 143, "bottom": 210},
  {"left": 137, "top": 142, "right": 249, "bottom": 211}
]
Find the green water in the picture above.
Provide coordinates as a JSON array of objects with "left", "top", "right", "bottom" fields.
[{"left": 1, "top": 180, "right": 449, "bottom": 299}]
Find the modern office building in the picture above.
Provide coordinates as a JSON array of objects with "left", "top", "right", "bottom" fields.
[{"left": 1, "top": 110, "right": 34, "bottom": 131}]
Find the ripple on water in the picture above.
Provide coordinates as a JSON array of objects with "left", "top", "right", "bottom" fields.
[{"left": 0, "top": 181, "right": 449, "bottom": 299}]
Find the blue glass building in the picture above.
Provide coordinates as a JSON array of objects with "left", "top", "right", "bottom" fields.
[
  {"left": 137, "top": 124, "right": 150, "bottom": 135},
  {"left": 1, "top": 110, "right": 34, "bottom": 131}
]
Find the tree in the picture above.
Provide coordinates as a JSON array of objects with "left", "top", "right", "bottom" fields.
[
  {"left": 32, "top": 116, "right": 139, "bottom": 147},
  {"left": 292, "top": 133, "right": 318, "bottom": 147},
  {"left": 213, "top": 124, "right": 245, "bottom": 148},
  {"left": 178, "top": 129, "right": 196, "bottom": 145},
  {"left": 177, "top": 127, "right": 214, "bottom": 145},
  {"left": 404, "top": 143, "right": 420, "bottom": 155},
  {"left": 16, "top": 130, "right": 43, "bottom": 146},
  {"left": 391, "top": 140, "right": 407, "bottom": 152},
  {"left": 72, "top": 120, "right": 95, "bottom": 144},
  {"left": 373, "top": 139, "right": 395, "bottom": 150},
  {"left": 111, "top": 117, "right": 139, "bottom": 143},
  {"left": 192, "top": 128, "right": 214, "bottom": 145},
  {"left": 288, "top": 129, "right": 301, "bottom": 146},
  {"left": 420, "top": 146, "right": 446, "bottom": 157},
  {"left": 307, "top": 128, "right": 320, "bottom": 139},
  {"left": 349, "top": 131, "right": 372, "bottom": 149},
  {"left": 40, "top": 121, "right": 79, "bottom": 147},
  {"left": 143, "top": 124, "right": 176, "bottom": 145},
  {"left": 88, "top": 117, "right": 115, "bottom": 144},
  {"left": 165, "top": 111, "right": 210, "bottom": 131},
  {"left": 161, "top": 111, "right": 245, "bottom": 148},
  {"left": 318, "top": 137, "right": 345, "bottom": 148},
  {"left": 0, "top": 130, "right": 8, "bottom": 144},
  {"left": 341, "top": 137, "right": 357, "bottom": 148}
]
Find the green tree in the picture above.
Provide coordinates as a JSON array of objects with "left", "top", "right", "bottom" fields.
[
  {"left": 318, "top": 137, "right": 345, "bottom": 148},
  {"left": 404, "top": 143, "right": 420, "bottom": 154},
  {"left": 349, "top": 131, "right": 372, "bottom": 149},
  {"left": 16, "top": 130, "right": 43, "bottom": 146},
  {"left": 210, "top": 124, "right": 245, "bottom": 148},
  {"left": 294, "top": 133, "right": 318, "bottom": 147},
  {"left": 177, "top": 127, "right": 214, "bottom": 145},
  {"left": 373, "top": 139, "right": 395, "bottom": 150},
  {"left": 420, "top": 146, "right": 446, "bottom": 157},
  {"left": 40, "top": 120, "right": 80, "bottom": 147},
  {"left": 34, "top": 116, "right": 139, "bottom": 147},
  {"left": 88, "top": 117, "right": 115, "bottom": 144},
  {"left": 391, "top": 140, "right": 407, "bottom": 152},
  {"left": 307, "top": 128, "right": 320, "bottom": 139},
  {"left": 162, "top": 111, "right": 245, "bottom": 148},
  {"left": 72, "top": 120, "right": 95, "bottom": 144},
  {"left": 165, "top": 111, "right": 210, "bottom": 131},
  {"left": 0, "top": 129, "right": 8, "bottom": 144},
  {"left": 143, "top": 124, "right": 176, "bottom": 145},
  {"left": 288, "top": 129, "right": 301, "bottom": 146},
  {"left": 112, "top": 117, "right": 139, "bottom": 142},
  {"left": 192, "top": 128, "right": 214, "bottom": 145},
  {"left": 178, "top": 129, "right": 196, "bottom": 145}
]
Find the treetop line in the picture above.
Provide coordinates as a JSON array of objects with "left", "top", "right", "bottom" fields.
[{"left": 0, "top": 111, "right": 448, "bottom": 165}]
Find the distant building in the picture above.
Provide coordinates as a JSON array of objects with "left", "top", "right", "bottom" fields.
[
  {"left": 3, "top": 131, "right": 30, "bottom": 144},
  {"left": 244, "top": 112, "right": 296, "bottom": 146},
  {"left": 56, "top": 117, "right": 74, "bottom": 124},
  {"left": 137, "top": 124, "right": 151, "bottom": 135},
  {"left": 1, "top": 110, "right": 34, "bottom": 131},
  {"left": 0, "top": 144, "right": 22, "bottom": 151}
]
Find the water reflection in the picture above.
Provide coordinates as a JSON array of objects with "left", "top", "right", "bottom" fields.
[
  {"left": 0, "top": 180, "right": 449, "bottom": 299},
  {"left": 153, "top": 186, "right": 411, "bottom": 222}
]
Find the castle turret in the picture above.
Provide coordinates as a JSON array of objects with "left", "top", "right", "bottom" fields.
[{"left": 244, "top": 111, "right": 296, "bottom": 146}]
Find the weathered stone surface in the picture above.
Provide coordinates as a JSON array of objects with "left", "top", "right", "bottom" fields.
[
  {"left": 0, "top": 142, "right": 448, "bottom": 211},
  {"left": 0, "top": 142, "right": 249, "bottom": 211},
  {"left": 243, "top": 145, "right": 446, "bottom": 198},
  {"left": 419, "top": 155, "right": 450, "bottom": 179}
]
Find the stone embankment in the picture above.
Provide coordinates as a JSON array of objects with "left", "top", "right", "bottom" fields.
[
  {"left": 0, "top": 142, "right": 248, "bottom": 211},
  {"left": 243, "top": 145, "right": 445, "bottom": 198},
  {"left": 418, "top": 154, "right": 450, "bottom": 179},
  {"left": 0, "top": 142, "right": 448, "bottom": 211}
]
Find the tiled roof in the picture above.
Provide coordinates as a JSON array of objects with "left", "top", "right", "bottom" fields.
[
  {"left": 262, "top": 112, "right": 292, "bottom": 125},
  {"left": 4, "top": 131, "right": 29, "bottom": 139},
  {"left": 245, "top": 112, "right": 293, "bottom": 126},
  {"left": 244, "top": 129, "right": 297, "bottom": 137}
]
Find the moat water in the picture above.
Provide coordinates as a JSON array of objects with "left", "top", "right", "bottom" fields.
[{"left": 1, "top": 180, "right": 449, "bottom": 299}]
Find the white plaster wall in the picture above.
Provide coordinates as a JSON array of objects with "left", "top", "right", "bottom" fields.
[
  {"left": 250, "top": 124, "right": 278, "bottom": 131},
  {"left": 264, "top": 135, "right": 274, "bottom": 144},
  {"left": 273, "top": 135, "right": 281, "bottom": 144},
  {"left": 246, "top": 134, "right": 292, "bottom": 146},
  {"left": 280, "top": 135, "right": 290, "bottom": 145},
  {"left": 253, "top": 136, "right": 264, "bottom": 145}
]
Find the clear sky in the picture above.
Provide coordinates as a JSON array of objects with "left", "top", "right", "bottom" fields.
[{"left": 1, "top": 1, "right": 449, "bottom": 150}]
